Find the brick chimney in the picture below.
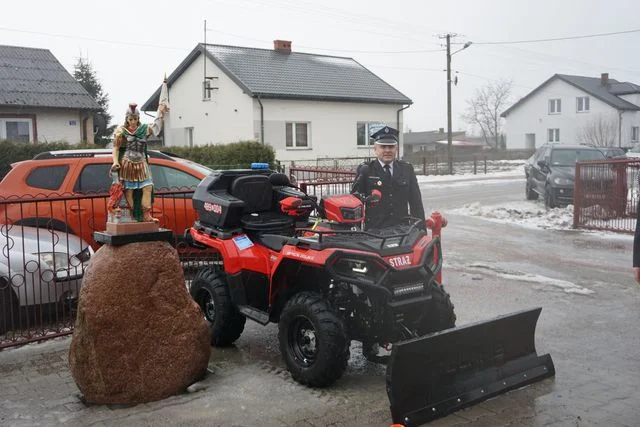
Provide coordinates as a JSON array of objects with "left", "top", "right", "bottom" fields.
[
  {"left": 601, "top": 72, "right": 609, "bottom": 86},
  {"left": 274, "top": 40, "right": 292, "bottom": 53}
]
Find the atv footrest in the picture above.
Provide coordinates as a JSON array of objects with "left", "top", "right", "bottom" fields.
[
  {"left": 386, "top": 307, "right": 555, "bottom": 426},
  {"left": 238, "top": 305, "right": 270, "bottom": 325}
]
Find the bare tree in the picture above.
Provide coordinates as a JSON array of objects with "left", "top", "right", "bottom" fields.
[
  {"left": 577, "top": 114, "right": 618, "bottom": 147},
  {"left": 461, "top": 79, "right": 513, "bottom": 148}
]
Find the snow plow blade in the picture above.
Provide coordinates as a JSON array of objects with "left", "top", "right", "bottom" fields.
[{"left": 386, "top": 307, "right": 555, "bottom": 426}]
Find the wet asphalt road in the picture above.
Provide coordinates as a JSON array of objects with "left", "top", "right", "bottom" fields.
[{"left": 1, "top": 177, "right": 639, "bottom": 426}]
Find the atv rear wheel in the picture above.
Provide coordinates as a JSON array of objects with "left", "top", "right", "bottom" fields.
[
  {"left": 190, "top": 268, "right": 246, "bottom": 346},
  {"left": 278, "top": 292, "right": 350, "bottom": 387},
  {"left": 417, "top": 281, "right": 456, "bottom": 335}
]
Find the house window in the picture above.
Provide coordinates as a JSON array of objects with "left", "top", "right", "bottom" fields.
[
  {"left": 285, "top": 122, "right": 309, "bottom": 148},
  {"left": 632, "top": 126, "right": 639, "bottom": 142},
  {"left": 548, "top": 99, "right": 561, "bottom": 114},
  {"left": 547, "top": 128, "right": 560, "bottom": 143},
  {"left": 576, "top": 96, "right": 590, "bottom": 113},
  {"left": 203, "top": 80, "right": 212, "bottom": 100},
  {"left": 0, "top": 118, "right": 32, "bottom": 142},
  {"left": 357, "top": 122, "right": 387, "bottom": 146}
]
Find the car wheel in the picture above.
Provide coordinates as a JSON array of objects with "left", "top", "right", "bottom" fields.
[
  {"left": 526, "top": 178, "right": 539, "bottom": 200},
  {"left": 0, "top": 278, "right": 18, "bottom": 335},
  {"left": 278, "top": 292, "right": 349, "bottom": 387},
  {"left": 190, "top": 267, "right": 246, "bottom": 346},
  {"left": 544, "top": 185, "right": 557, "bottom": 209}
]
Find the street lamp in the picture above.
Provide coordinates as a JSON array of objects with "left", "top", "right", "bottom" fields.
[{"left": 445, "top": 38, "right": 472, "bottom": 174}]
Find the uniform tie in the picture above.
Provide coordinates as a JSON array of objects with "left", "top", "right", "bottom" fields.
[{"left": 383, "top": 164, "right": 391, "bottom": 177}]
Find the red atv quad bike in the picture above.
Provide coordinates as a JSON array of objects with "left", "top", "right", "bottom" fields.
[{"left": 185, "top": 165, "right": 555, "bottom": 426}]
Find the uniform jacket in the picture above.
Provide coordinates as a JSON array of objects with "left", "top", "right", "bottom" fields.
[{"left": 351, "top": 159, "right": 425, "bottom": 229}]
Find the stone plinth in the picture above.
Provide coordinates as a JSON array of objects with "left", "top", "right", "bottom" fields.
[{"left": 69, "top": 241, "right": 211, "bottom": 404}]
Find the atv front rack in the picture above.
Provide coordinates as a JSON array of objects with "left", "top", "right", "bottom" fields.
[{"left": 295, "top": 218, "right": 428, "bottom": 256}]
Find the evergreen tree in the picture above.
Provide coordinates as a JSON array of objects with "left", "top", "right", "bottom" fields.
[{"left": 73, "top": 57, "right": 114, "bottom": 145}]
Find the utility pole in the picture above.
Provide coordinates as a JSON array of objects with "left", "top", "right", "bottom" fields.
[
  {"left": 445, "top": 34, "right": 453, "bottom": 174},
  {"left": 438, "top": 33, "right": 471, "bottom": 174}
]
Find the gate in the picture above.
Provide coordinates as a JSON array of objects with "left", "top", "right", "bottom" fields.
[{"left": 573, "top": 158, "right": 640, "bottom": 233}]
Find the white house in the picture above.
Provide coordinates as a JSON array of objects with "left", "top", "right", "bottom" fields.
[
  {"left": 501, "top": 73, "right": 640, "bottom": 149},
  {"left": 0, "top": 45, "right": 100, "bottom": 144},
  {"left": 141, "top": 41, "right": 412, "bottom": 161}
]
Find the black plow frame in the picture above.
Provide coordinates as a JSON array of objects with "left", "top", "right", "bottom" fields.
[{"left": 386, "top": 307, "right": 555, "bottom": 426}]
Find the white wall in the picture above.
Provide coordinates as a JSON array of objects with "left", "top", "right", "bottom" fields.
[
  {"left": 253, "top": 98, "right": 404, "bottom": 161},
  {"left": 0, "top": 108, "right": 86, "bottom": 144},
  {"left": 163, "top": 54, "right": 255, "bottom": 147},
  {"left": 504, "top": 79, "right": 629, "bottom": 149},
  {"left": 36, "top": 110, "right": 86, "bottom": 143}
]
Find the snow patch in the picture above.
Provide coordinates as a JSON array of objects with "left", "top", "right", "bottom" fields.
[
  {"left": 451, "top": 201, "right": 575, "bottom": 230},
  {"left": 464, "top": 262, "right": 595, "bottom": 295}
]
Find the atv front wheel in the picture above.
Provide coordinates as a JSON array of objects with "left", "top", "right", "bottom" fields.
[
  {"left": 278, "top": 292, "right": 350, "bottom": 387},
  {"left": 190, "top": 268, "right": 246, "bottom": 346},
  {"left": 417, "top": 281, "right": 456, "bottom": 335}
]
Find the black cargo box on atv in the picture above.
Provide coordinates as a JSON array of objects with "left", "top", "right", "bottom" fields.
[{"left": 192, "top": 168, "right": 310, "bottom": 235}]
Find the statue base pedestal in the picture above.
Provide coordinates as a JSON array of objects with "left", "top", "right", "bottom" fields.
[
  {"left": 94, "top": 226, "right": 173, "bottom": 246},
  {"left": 106, "top": 221, "right": 159, "bottom": 235}
]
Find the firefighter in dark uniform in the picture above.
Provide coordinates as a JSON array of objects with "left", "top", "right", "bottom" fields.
[{"left": 351, "top": 126, "right": 425, "bottom": 229}]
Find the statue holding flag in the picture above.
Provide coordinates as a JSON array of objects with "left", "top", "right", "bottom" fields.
[{"left": 110, "top": 78, "right": 169, "bottom": 223}]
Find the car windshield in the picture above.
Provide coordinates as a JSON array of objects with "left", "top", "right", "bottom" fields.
[{"left": 550, "top": 149, "right": 604, "bottom": 166}]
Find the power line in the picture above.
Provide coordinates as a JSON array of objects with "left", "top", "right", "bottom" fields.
[
  {"left": 0, "top": 26, "right": 186, "bottom": 51},
  {"left": 475, "top": 28, "right": 640, "bottom": 45}
]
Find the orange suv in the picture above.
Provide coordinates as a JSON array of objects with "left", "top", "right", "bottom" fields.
[{"left": 0, "top": 149, "right": 212, "bottom": 249}]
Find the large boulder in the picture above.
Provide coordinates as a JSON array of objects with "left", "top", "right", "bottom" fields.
[{"left": 69, "top": 241, "right": 211, "bottom": 404}]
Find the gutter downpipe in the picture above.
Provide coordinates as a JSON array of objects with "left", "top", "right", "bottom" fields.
[
  {"left": 397, "top": 104, "right": 411, "bottom": 158},
  {"left": 618, "top": 110, "right": 623, "bottom": 148},
  {"left": 257, "top": 95, "right": 264, "bottom": 144}
]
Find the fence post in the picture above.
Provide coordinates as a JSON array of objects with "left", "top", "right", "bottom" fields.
[
  {"left": 422, "top": 157, "right": 426, "bottom": 175},
  {"left": 484, "top": 156, "right": 487, "bottom": 174},
  {"left": 573, "top": 163, "right": 582, "bottom": 229},
  {"left": 473, "top": 155, "right": 477, "bottom": 175}
]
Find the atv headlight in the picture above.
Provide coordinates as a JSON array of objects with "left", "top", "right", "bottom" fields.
[
  {"left": 552, "top": 177, "right": 572, "bottom": 186},
  {"left": 333, "top": 257, "right": 386, "bottom": 282},
  {"left": 340, "top": 206, "right": 363, "bottom": 220}
]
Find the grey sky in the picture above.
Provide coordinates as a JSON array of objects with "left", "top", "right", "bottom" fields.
[{"left": 2, "top": 0, "right": 640, "bottom": 135}]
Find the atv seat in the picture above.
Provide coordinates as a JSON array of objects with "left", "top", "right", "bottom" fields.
[
  {"left": 254, "top": 233, "right": 291, "bottom": 252},
  {"left": 230, "top": 174, "right": 294, "bottom": 235}
]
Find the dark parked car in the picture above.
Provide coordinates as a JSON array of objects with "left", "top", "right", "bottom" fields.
[
  {"left": 598, "top": 146, "right": 626, "bottom": 159},
  {"left": 525, "top": 144, "right": 606, "bottom": 208}
]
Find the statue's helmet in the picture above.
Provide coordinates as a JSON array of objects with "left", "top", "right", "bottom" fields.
[{"left": 125, "top": 103, "right": 140, "bottom": 118}]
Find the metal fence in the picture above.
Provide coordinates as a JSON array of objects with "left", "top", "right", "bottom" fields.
[
  {"left": 574, "top": 158, "right": 640, "bottom": 233},
  {"left": 289, "top": 167, "right": 356, "bottom": 197},
  {"left": 0, "top": 188, "right": 219, "bottom": 349}
]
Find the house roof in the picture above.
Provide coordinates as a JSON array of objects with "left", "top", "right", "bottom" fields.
[
  {"left": 0, "top": 45, "right": 101, "bottom": 111},
  {"left": 403, "top": 130, "right": 465, "bottom": 145},
  {"left": 142, "top": 43, "right": 412, "bottom": 110},
  {"left": 501, "top": 73, "right": 640, "bottom": 117}
]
